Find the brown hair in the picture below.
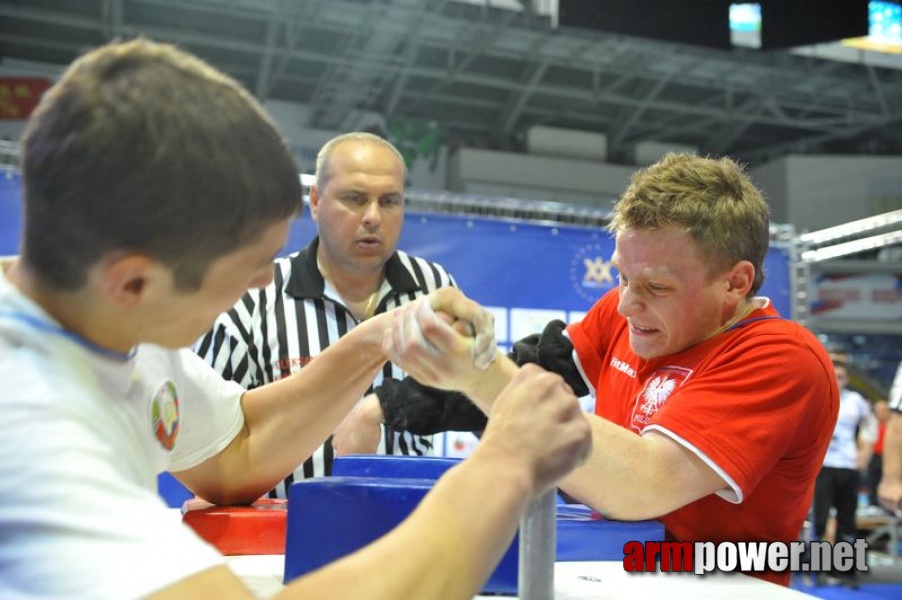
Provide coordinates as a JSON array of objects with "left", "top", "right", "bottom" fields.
[{"left": 20, "top": 38, "right": 302, "bottom": 291}]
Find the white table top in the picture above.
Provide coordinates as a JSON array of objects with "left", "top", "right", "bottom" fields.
[{"left": 226, "top": 555, "right": 815, "bottom": 599}]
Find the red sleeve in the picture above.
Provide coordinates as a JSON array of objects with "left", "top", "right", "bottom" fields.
[{"left": 649, "top": 323, "right": 837, "bottom": 499}]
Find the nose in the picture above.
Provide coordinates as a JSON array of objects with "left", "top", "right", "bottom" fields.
[
  {"left": 617, "top": 285, "right": 641, "bottom": 318},
  {"left": 361, "top": 199, "right": 382, "bottom": 228}
]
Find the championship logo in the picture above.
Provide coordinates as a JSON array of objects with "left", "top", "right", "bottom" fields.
[
  {"left": 629, "top": 366, "right": 692, "bottom": 433},
  {"left": 151, "top": 380, "right": 180, "bottom": 451},
  {"left": 569, "top": 242, "right": 616, "bottom": 304}
]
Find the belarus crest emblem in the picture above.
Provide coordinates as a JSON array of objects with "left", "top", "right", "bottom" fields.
[{"left": 151, "top": 380, "right": 180, "bottom": 451}]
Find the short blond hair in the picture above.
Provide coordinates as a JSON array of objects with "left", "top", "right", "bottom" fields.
[
  {"left": 608, "top": 152, "right": 770, "bottom": 295},
  {"left": 314, "top": 132, "right": 407, "bottom": 190}
]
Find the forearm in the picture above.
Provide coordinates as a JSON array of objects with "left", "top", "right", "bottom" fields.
[
  {"left": 190, "top": 316, "right": 388, "bottom": 503},
  {"left": 883, "top": 414, "right": 902, "bottom": 485},
  {"left": 280, "top": 450, "right": 533, "bottom": 600},
  {"left": 560, "top": 416, "right": 726, "bottom": 520}
]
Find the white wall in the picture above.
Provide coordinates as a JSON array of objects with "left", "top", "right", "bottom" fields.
[
  {"left": 449, "top": 147, "right": 633, "bottom": 208},
  {"left": 752, "top": 155, "right": 902, "bottom": 232}
]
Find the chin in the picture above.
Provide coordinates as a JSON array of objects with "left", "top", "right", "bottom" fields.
[{"left": 630, "top": 341, "right": 668, "bottom": 360}]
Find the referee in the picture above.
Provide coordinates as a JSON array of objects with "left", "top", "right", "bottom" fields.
[{"left": 195, "top": 132, "right": 457, "bottom": 498}]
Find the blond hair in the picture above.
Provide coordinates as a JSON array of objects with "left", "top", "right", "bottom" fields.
[{"left": 608, "top": 153, "right": 770, "bottom": 294}]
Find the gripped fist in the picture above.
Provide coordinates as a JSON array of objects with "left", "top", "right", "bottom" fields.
[{"left": 382, "top": 289, "right": 497, "bottom": 390}]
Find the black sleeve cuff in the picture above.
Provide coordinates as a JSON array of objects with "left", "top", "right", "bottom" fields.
[{"left": 508, "top": 319, "right": 589, "bottom": 397}]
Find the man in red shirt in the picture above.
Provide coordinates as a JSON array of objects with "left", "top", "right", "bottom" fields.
[{"left": 385, "top": 153, "right": 839, "bottom": 586}]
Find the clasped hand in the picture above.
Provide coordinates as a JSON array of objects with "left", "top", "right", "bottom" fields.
[{"left": 381, "top": 288, "right": 497, "bottom": 391}]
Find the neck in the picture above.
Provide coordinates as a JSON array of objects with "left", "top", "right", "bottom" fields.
[
  {"left": 317, "top": 255, "right": 384, "bottom": 321},
  {"left": 712, "top": 297, "right": 761, "bottom": 338}
]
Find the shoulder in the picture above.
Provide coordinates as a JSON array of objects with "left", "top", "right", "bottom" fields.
[
  {"left": 392, "top": 250, "right": 457, "bottom": 289},
  {"left": 395, "top": 249, "right": 451, "bottom": 273},
  {"left": 728, "top": 316, "right": 829, "bottom": 370}
]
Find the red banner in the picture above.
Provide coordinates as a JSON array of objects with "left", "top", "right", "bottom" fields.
[{"left": 0, "top": 77, "right": 53, "bottom": 120}]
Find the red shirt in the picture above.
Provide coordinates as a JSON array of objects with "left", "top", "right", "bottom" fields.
[
  {"left": 875, "top": 423, "right": 887, "bottom": 455},
  {"left": 567, "top": 289, "right": 838, "bottom": 586}
]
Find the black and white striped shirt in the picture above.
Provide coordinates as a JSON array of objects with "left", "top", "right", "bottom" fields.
[{"left": 194, "top": 237, "right": 457, "bottom": 498}]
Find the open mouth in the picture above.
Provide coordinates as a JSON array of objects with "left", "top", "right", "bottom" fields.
[{"left": 630, "top": 322, "right": 658, "bottom": 334}]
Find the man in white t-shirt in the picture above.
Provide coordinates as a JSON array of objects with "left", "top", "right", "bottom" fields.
[
  {"left": 0, "top": 38, "right": 591, "bottom": 599},
  {"left": 878, "top": 360, "right": 902, "bottom": 514}
]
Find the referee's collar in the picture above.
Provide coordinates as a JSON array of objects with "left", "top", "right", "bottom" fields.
[{"left": 284, "top": 236, "right": 421, "bottom": 300}]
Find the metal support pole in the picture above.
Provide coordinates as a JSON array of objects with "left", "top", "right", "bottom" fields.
[{"left": 518, "top": 490, "right": 556, "bottom": 599}]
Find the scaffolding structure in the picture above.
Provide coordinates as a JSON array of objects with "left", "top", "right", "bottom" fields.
[{"left": 792, "top": 210, "right": 902, "bottom": 335}]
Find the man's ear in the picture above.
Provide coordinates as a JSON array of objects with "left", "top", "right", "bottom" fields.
[
  {"left": 309, "top": 185, "right": 321, "bottom": 223},
  {"left": 726, "top": 260, "right": 755, "bottom": 299},
  {"left": 98, "top": 254, "right": 158, "bottom": 308}
]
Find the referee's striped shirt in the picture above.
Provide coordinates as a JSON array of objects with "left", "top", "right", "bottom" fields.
[
  {"left": 890, "top": 362, "right": 902, "bottom": 413},
  {"left": 194, "top": 236, "right": 457, "bottom": 498}
]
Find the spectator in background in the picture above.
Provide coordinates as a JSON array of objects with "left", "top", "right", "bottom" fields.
[
  {"left": 382, "top": 152, "right": 838, "bottom": 587},
  {"left": 195, "top": 131, "right": 477, "bottom": 497},
  {"left": 878, "top": 361, "right": 902, "bottom": 514},
  {"left": 867, "top": 400, "right": 890, "bottom": 507},
  {"left": 811, "top": 355, "right": 874, "bottom": 588},
  {"left": 0, "top": 38, "right": 592, "bottom": 599}
]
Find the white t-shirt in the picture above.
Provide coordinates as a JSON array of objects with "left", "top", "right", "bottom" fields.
[
  {"left": 822, "top": 387, "right": 873, "bottom": 470},
  {"left": 0, "top": 271, "right": 246, "bottom": 599},
  {"left": 889, "top": 361, "right": 902, "bottom": 413}
]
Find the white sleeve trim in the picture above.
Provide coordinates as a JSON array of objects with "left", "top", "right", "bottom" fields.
[
  {"left": 562, "top": 329, "right": 596, "bottom": 398},
  {"left": 643, "top": 424, "right": 744, "bottom": 504}
]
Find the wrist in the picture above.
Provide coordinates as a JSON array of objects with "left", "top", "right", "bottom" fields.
[
  {"left": 355, "top": 312, "right": 391, "bottom": 352},
  {"left": 462, "top": 355, "right": 518, "bottom": 411},
  {"left": 469, "top": 437, "right": 536, "bottom": 500}
]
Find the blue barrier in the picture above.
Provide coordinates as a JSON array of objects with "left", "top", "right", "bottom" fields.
[
  {"left": 332, "top": 454, "right": 462, "bottom": 480},
  {"left": 284, "top": 465, "right": 665, "bottom": 595},
  {"left": 157, "top": 472, "right": 193, "bottom": 508}
]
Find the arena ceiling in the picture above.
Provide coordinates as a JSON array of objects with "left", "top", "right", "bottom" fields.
[{"left": 3, "top": 0, "right": 902, "bottom": 167}]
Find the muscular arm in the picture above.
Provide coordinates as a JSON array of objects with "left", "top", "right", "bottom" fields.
[
  {"left": 150, "top": 363, "right": 592, "bottom": 600},
  {"left": 384, "top": 297, "right": 728, "bottom": 520},
  {"left": 176, "top": 314, "right": 389, "bottom": 504},
  {"left": 152, "top": 458, "right": 534, "bottom": 600},
  {"left": 561, "top": 421, "right": 728, "bottom": 519}
]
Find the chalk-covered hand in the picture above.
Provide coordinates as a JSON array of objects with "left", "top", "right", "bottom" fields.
[{"left": 382, "top": 288, "right": 498, "bottom": 391}]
